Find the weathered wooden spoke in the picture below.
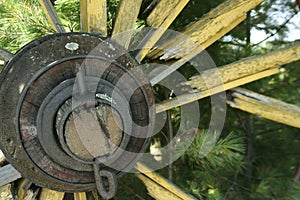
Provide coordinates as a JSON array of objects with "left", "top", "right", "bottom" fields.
[
  {"left": 148, "top": 0, "right": 264, "bottom": 60},
  {"left": 149, "top": 0, "right": 264, "bottom": 85},
  {"left": 135, "top": 163, "right": 197, "bottom": 200},
  {"left": 135, "top": 0, "right": 190, "bottom": 62},
  {"left": 156, "top": 42, "right": 300, "bottom": 113},
  {"left": 80, "top": 0, "right": 107, "bottom": 35},
  {"left": 111, "top": 0, "right": 142, "bottom": 49},
  {"left": 1, "top": 0, "right": 300, "bottom": 199},
  {"left": 0, "top": 48, "right": 13, "bottom": 62},
  {"left": 38, "top": 0, "right": 65, "bottom": 33},
  {"left": 228, "top": 88, "right": 300, "bottom": 129},
  {"left": 39, "top": 188, "right": 65, "bottom": 200},
  {"left": 0, "top": 164, "right": 21, "bottom": 187},
  {"left": 74, "top": 192, "right": 87, "bottom": 200}
]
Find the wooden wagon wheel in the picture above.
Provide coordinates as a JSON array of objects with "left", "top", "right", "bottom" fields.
[{"left": 0, "top": 0, "right": 300, "bottom": 199}]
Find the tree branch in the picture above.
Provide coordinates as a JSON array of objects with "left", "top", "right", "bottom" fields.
[{"left": 252, "top": 10, "right": 299, "bottom": 47}]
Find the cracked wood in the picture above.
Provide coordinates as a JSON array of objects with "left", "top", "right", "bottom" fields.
[
  {"left": 228, "top": 88, "right": 300, "bottom": 129},
  {"left": 148, "top": 0, "right": 263, "bottom": 60}
]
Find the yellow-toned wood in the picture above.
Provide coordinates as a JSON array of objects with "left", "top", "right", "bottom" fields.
[
  {"left": 135, "top": 163, "right": 197, "bottom": 200},
  {"left": 135, "top": 0, "right": 190, "bottom": 62},
  {"left": 185, "top": 42, "right": 300, "bottom": 90},
  {"left": 137, "top": 174, "right": 182, "bottom": 200},
  {"left": 111, "top": 0, "right": 142, "bottom": 49},
  {"left": 146, "top": 0, "right": 189, "bottom": 28},
  {"left": 17, "top": 179, "right": 33, "bottom": 200},
  {"left": 39, "top": 188, "right": 64, "bottom": 200},
  {"left": 74, "top": 192, "right": 87, "bottom": 200},
  {"left": 0, "top": 184, "right": 12, "bottom": 200},
  {"left": 80, "top": 0, "right": 107, "bottom": 36},
  {"left": 228, "top": 88, "right": 300, "bottom": 129},
  {"left": 150, "top": 0, "right": 263, "bottom": 60},
  {"left": 148, "top": 15, "right": 246, "bottom": 59},
  {"left": 155, "top": 42, "right": 300, "bottom": 113},
  {"left": 156, "top": 68, "right": 279, "bottom": 113},
  {"left": 38, "top": 0, "right": 65, "bottom": 33},
  {"left": 155, "top": 42, "right": 300, "bottom": 112}
]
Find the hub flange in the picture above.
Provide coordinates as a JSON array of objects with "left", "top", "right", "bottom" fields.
[{"left": 0, "top": 33, "right": 154, "bottom": 192}]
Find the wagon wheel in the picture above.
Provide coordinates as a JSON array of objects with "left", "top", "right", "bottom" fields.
[{"left": 1, "top": 0, "right": 300, "bottom": 199}]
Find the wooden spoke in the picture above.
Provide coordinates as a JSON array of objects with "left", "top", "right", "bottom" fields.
[
  {"left": 0, "top": 48, "right": 13, "bottom": 71},
  {"left": 111, "top": 0, "right": 142, "bottom": 49},
  {"left": 149, "top": 0, "right": 263, "bottom": 60},
  {"left": 0, "top": 48, "right": 13, "bottom": 62},
  {"left": 74, "top": 192, "right": 87, "bottom": 200},
  {"left": 137, "top": 174, "right": 183, "bottom": 200},
  {"left": 228, "top": 88, "right": 300, "bottom": 129},
  {"left": 185, "top": 42, "right": 300, "bottom": 90},
  {"left": 0, "top": 184, "right": 13, "bottom": 200},
  {"left": 80, "top": 0, "right": 107, "bottom": 36},
  {"left": 38, "top": 0, "right": 65, "bottom": 33},
  {"left": 0, "top": 164, "right": 22, "bottom": 187},
  {"left": 18, "top": 179, "right": 33, "bottom": 199},
  {"left": 149, "top": 0, "right": 264, "bottom": 85},
  {"left": 135, "top": 0, "right": 190, "bottom": 62},
  {"left": 135, "top": 163, "right": 197, "bottom": 200},
  {"left": 156, "top": 68, "right": 279, "bottom": 113},
  {"left": 0, "top": 150, "right": 5, "bottom": 166},
  {"left": 39, "top": 188, "right": 65, "bottom": 200},
  {"left": 156, "top": 42, "right": 300, "bottom": 113}
]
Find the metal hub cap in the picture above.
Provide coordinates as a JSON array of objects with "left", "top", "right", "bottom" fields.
[{"left": 0, "top": 33, "right": 154, "bottom": 192}]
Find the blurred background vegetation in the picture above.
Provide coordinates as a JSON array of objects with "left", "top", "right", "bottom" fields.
[{"left": 0, "top": 0, "right": 300, "bottom": 199}]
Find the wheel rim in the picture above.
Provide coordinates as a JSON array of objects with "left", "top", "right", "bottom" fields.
[
  {"left": 1, "top": 1, "right": 298, "bottom": 199},
  {"left": 0, "top": 32, "right": 154, "bottom": 192}
]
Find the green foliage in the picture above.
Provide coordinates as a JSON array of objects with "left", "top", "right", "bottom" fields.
[
  {"left": 1, "top": 0, "right": 300, "bottom": 199},
  {"left": 54, "top": 0, "right": 80, "bottom": 32},
  {"left": 175, "top": 131, "right": 245, "bottom": 199},
  {"left": 185, "top": 131, "right": 245, "bottom": 171},
  {"left": 0, "top": 0, "right": 52, "bottom": 53}
]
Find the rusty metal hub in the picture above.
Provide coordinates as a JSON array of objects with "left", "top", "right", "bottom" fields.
[{"left": 0, "top": 33, "right": 154, "bottom": 192}]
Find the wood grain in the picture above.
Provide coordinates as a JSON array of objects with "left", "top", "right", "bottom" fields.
[
  {"left": 149, "top": 0, "right": 263, "bottom": 60},
  {"left": 228, "top": 88, "right": 300, "bottom": 128},
  {"left": 0, "top": 164, "right": 21, "bottom": 187},
  {"left": 80, "top": 0, "right": 107, "bottom": 36},
  {"left": 112, "top": 0, "right": 142, "bottom": 49}
]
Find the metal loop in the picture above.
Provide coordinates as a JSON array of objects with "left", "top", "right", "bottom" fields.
[{"left": 93, "top": 164, "right": 117, "bottom": 200}]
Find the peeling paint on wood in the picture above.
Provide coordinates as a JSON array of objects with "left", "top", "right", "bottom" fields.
[
  {"left": 155, "top": 42, "right": 300, "bottom": 113},
  {"left": 149, "top": 0, "right": 263, "bottom": 60},
  {"left": 156, "top": 68, "right": 279, "bottom": 113},
  {"left": 184, "top": 42, "right": 300, "bottom": 90},
  {"left": 135, "top": 0, "right": 190, "bottom": 61},
  {"left": 228, "top": 88, "right": 300, "bottom": 128}
]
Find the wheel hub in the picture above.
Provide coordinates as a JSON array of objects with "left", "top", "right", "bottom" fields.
[{"left": 0, "top": 33, "right": 154, "bottom": 192}]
